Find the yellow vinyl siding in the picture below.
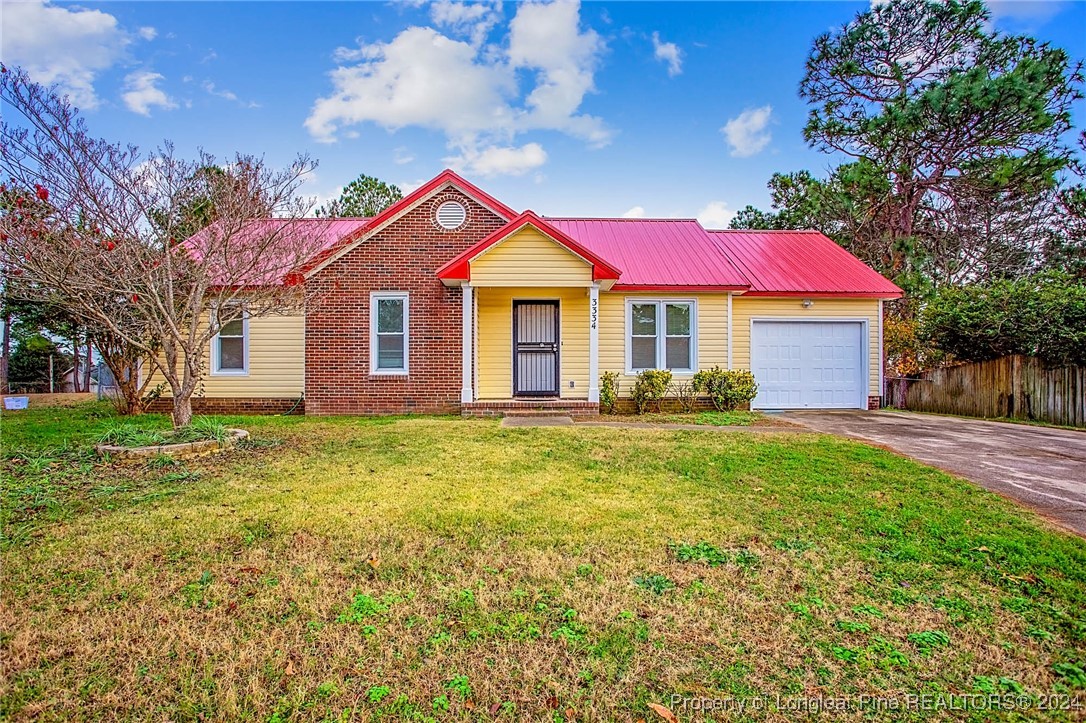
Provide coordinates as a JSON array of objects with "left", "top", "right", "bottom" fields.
[
  {"left": 475, "top": 287, "right": 589, "bottom": 399},
  {"left": 597, "top": 292, "right": 729, "bottom": 395},
  {"left": 470, "top": 226, "right": 593, "bottom": 287},
  {"left": 731, "top": 297, "right": 880, "bottom": 391},
  {"left": 149, "top": 313, "right": 305, "bottom": 398}
]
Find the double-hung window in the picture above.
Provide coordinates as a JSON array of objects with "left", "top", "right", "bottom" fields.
[
  {"left": 370, "top": 292, "right": 409, "bottom": 374},
  {"left": 212, "top": 304, "right": 248, "bottom": 375},
  {"left": 627, "top": 300, "right": 695, "bottom": 373}
]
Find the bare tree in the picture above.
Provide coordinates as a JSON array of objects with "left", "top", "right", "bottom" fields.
[
  {"left": 0, "top": 65, "right": 333, "bottom": 427},
  {"left": 93, "top": 329, "right": 160, "bottom": 415}
]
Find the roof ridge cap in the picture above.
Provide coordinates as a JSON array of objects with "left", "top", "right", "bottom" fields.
[
  {"left": 709, "top": 228, "right": 821, "bottom": 233},
  {"left": 545, "top": 216, "right": 700, "bottom": 222}
]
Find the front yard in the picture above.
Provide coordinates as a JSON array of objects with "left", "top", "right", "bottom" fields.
[{"left": 1, "top": 403, "right": 1084, "bottom": 720}]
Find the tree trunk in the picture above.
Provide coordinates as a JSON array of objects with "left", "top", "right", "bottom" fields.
[
  {"left": 70, "top": 335, "right": 81, "bottom": 392},
  {"left": 1, "top": 311, "right": 10, "bottom": 395},
  {"left": 83, "top": 339, "right": 93, "bottom": 394},
  {"left": 172, "top": 395, "right": 193, "bottom": 428}
]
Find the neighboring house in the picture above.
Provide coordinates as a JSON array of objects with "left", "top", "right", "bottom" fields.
[
  {"left": 59, "top": 364, "right": 98, "bottom": 394},
  {"left": 151, "top": 169, "right": 901, "bottom": 416}
]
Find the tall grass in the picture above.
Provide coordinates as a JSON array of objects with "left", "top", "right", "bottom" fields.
[{"left": 97, "top": 418, "right": 230, "bottom": 447}]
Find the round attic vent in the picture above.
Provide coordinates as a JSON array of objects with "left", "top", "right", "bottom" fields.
[{"left": 435, "top": 200, "right": 467, "bottom": 230}]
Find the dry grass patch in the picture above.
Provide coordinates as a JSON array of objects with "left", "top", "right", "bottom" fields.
[{"left": 1, "top": 407, "right": 1084, "bottom": 720}]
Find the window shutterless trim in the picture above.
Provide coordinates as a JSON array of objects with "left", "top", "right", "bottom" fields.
[
  {"left": 624, "top": 298, "right": 698, "bottom": 375},
  {"left": 210, "top": 303, "right": 249, "bottom": 376},
  {"left": 369, "top": 291, "right": 410, "bottom": 375}
]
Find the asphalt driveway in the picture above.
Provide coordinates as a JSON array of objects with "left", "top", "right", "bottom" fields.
[{"left": 781, "top": 410, "right": 1086, "bottom": 536}]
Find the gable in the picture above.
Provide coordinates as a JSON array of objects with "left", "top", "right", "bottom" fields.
[
  {"left": 309, "top": 187, "right": 509, "bottom": 278},
  {"left": 470, "top": 225, "right": 595, "bottom": 287},
  {"left": 436, "top": 211, "right": 621, "bottom": 286},
  {"left": 302, "top": 169, "right": 517, "bottom": 278}
]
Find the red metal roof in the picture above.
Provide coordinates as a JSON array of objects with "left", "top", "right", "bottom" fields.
[
  {"left": 200, "top": 168, "right": 900, "bottom": 297},
  {"left": 184, "top": 217, "right": 369, "bottom": 286},
  {"left": 437, "top": 211, "right": 622, "bottom": 283},
  {"left": 546, "top": 218, "right": 749, "bottom": 290},
  {"left": 709, "top": 230, "right": 902, "bottom": 298}
]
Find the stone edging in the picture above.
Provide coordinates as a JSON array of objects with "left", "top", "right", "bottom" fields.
[{"left": 96, "top": 429, "right": 250, "bottom": 462}]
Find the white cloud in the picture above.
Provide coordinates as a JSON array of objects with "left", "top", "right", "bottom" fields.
[
  {"left": 622, "top": 206, "right": 646, "bottom": 218},
  {"left": 201, "top": 80, "right": 261, "bottom": 108},
  {"left": 721, "top": 105, "right": 773, "bottom": 158},
  {"left": 697, "top": 201, "right": 735, "bottom": 230},
  {"left": 398, "top": 178, "right": 428, "bottom": 194},
  {"left": 306, "top": 0, "right": 609, "bottom": 175},
  {"left": 138, "top": 26, "right": 157, "bottom": 41},
  {"left": 310, "top": 27, "right": 516, "bottom": 142},
  {"left": 202, "top": 80, "right": 238, "bottom": 102},
  {"left": 121, "top": 71, "right": 177, "bottom": 116},
  {"left": 651, "top": 32, "right": 682, "bottom": 77},
  {"left": 506, "top": 1, "right": 609, "bottom": 146},
  {"left": 445, "top": 142, "right": 547, "bottom": 177},
  {"left": 393, "top": 147, "right": 416, "bottom": 165},
  {"left": 429, "top": 0, "right": 502, "bottom": 47},
  {"left": 1, "top": 0, "right": 131, "bottom": 109}
]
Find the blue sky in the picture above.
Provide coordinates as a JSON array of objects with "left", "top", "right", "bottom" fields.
[{"left": 2, "top": 0, "right": 1085, "bottom": 226}]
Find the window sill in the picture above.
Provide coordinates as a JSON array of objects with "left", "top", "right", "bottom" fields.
[
  {"left": 626, "top": 370, "right": 696, "bottom": 376},
  {"left": 369, "top": 371, "right": 409, "bottom": 378},
  {"left": 210, "top": 370, "right": 250, "bottom": 377}
]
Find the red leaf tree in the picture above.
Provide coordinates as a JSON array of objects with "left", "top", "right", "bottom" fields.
[{"left": 1, "top": 66, "right": 336, "bottom": 427}]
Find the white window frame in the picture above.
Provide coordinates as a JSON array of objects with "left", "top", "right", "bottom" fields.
[
  {"left": 210, "top": 303, "right": 249, "bottom": 376},
  {"left": 370, "top": 291, "right": 410, "bottom": 375},
  {"left": 625, "top": 298, "right": 698, "bottom": 375}
]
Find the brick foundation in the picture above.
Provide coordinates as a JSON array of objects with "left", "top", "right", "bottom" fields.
[
  {"left": 868, "top": 395, "right": 882, "bottom": 410},
  {"left": 304, "top": 189, "right": 507, "bottom": 416},
  {"left": 609, "top": 397, "right": 745, "bottom": 414},
  {"left": 147, "top": 397, "right": 305, "bottom": 415},
  {"left": 462, "top": 400, "right": 600, "bottom": 418}
]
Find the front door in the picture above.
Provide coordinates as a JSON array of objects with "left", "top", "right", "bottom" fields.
[{"left": 513, "top": 301, "right": 560, "bottom": 397}]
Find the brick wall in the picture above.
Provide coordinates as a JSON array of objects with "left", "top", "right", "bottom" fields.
[
  {"left": 304, "top": 189, "right": 507, "bottom": 415},
  {"left": 868, "top": 395, "right": 882, "bottom": 410}
]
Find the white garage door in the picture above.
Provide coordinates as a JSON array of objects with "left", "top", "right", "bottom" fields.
[{"left": 751, "top": 321, "right": 866, "bottom": 409}]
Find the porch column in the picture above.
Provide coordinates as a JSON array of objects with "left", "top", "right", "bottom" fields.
[
  {"left": 461, "top": 283, "right": 474, "bottom": 404},
  {"left": 588, "top": 283, "right": 600, "bottom": 403}
]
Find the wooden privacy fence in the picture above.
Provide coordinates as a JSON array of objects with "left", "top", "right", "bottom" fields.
[{"left": 884, "top": 355, "right": 1086, "bottom": 428}]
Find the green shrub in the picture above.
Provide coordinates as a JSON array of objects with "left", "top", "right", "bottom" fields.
[
  {"left": 692, "top": 367, "right": 759, "bottom": 411},
  {"left": 920, "top": 272, "right": 1086, "bottom": 367},
  {"left": 599, "top": 371, "right": 620, "bottom": 414},
  {"left": 631, "top": 370, "right": 671, "bottom": 413}
]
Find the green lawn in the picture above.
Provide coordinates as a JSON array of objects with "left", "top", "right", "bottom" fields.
[{"left": 1, "top": 403, "right": 1084, "bottom": 721}]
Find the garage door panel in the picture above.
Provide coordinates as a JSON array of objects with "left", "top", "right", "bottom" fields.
[{"left": 752, "top": 321, "right": 865, "bottom": 409}]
